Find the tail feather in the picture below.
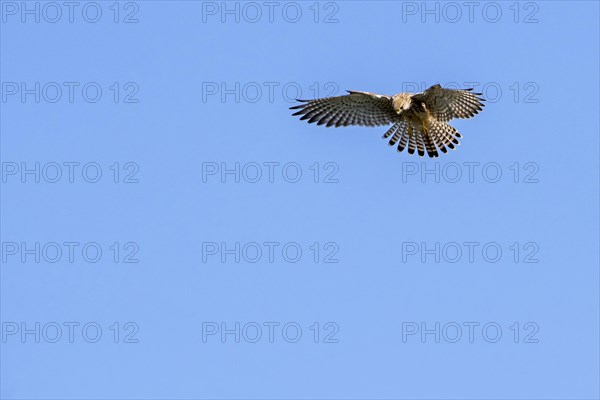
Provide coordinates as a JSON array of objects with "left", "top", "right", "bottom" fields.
[
  {"left": 398, "top": 127, "right": 410, "bottom": 152},
  {"left": 381, "top": 121, "right": 460, "bottom": 158},
  {"left": 431, "top": 122, "right": 461, "bottom": 150},
  {"left": 429, "top": 127, "right": 447, "bottom": 153},
  {"left": 422, "top": 130, "right": 439, "bottom": 158},
  {"left": 382, "top": 122, "right": 399, "bottom": 139},
  {"left": 382, "top": 122, "right": 411, "bottom": 149},
  {"left": 407, "top": 126, "right": 417, "bottom": 155},
  {"left": 432, "top": 127, "right": 453, "bottom": 150},
  {"left": 389, "top": 127, "right": 404, "bottom": 146},
  {"left": 415, "top": 129, "right": 426, "bottom": 157}
]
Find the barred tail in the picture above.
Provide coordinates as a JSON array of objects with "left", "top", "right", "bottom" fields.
[
  {"left": 382, "top": 122, "right": 439, "bottom": 158},
  {"left": 382, "top": 121, "right": 450, "bottom": 158},
  {"left": 430, "top": 122, "right": 461, "bottom": 151},
  {"left": 382, "top": 122, "right": 400, "bottom": 140},
  {"left": 383, "top": 122, "right": 409, "bottom": 148},
  {"left": 407, "top": 125, "right": 417, "bottom": 155}
]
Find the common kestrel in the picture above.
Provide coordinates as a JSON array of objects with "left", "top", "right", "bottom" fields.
[{"left": 290, "top": 84, "right": 485, "bottom": 158}]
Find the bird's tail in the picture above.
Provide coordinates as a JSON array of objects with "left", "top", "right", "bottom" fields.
[
  {"left": 382, "top": 122, "right": 442, "bottom": 158},
  {"left": 429, "top": 121, "right": 461, "bottom": 153},
  {"left": 382, "top": 122, "right": 414, "bottom": 154}
]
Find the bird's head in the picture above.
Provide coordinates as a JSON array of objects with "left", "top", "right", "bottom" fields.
[{"left": 393, "top": 94, "right": 412, "bottom": 114}]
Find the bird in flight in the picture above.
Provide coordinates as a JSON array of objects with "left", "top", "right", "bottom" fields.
[{"left": 290, "top": 84, "right": 485, "bottom": 158}]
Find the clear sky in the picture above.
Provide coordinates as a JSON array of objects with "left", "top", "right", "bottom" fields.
[{"left": 1, "top": 1, "right": 599, "bottom": 399}]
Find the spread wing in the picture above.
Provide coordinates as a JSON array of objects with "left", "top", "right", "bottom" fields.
[
  {"left": 413, "top": 84, "right": 485, "bottom": 122},
  {"left": 290, "top": 91, "right": 397, "bottom": 127}
]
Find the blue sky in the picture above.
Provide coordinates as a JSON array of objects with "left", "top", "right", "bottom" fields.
[{"left": 1, "top": 1, "right": 599, "bottom": 399}]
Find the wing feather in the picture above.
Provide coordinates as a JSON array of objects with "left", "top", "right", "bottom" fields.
[
  {"left": 290, "top": 91, "right": 397, "bottom": 127},
  {"left": 413, "top": 84, "right": 485, "bottom": 122}
]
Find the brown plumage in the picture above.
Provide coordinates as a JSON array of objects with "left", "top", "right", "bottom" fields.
[{"left": 290, "top": 84, "right": 485, "bottom": 158}]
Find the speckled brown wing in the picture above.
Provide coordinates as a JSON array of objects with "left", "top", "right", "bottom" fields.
[
  {"left": 290, "top": 91, "right": 398, "bottom": 127},
  {"left": 413, "top": 84, "right": 485, "bottom": 122}
]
